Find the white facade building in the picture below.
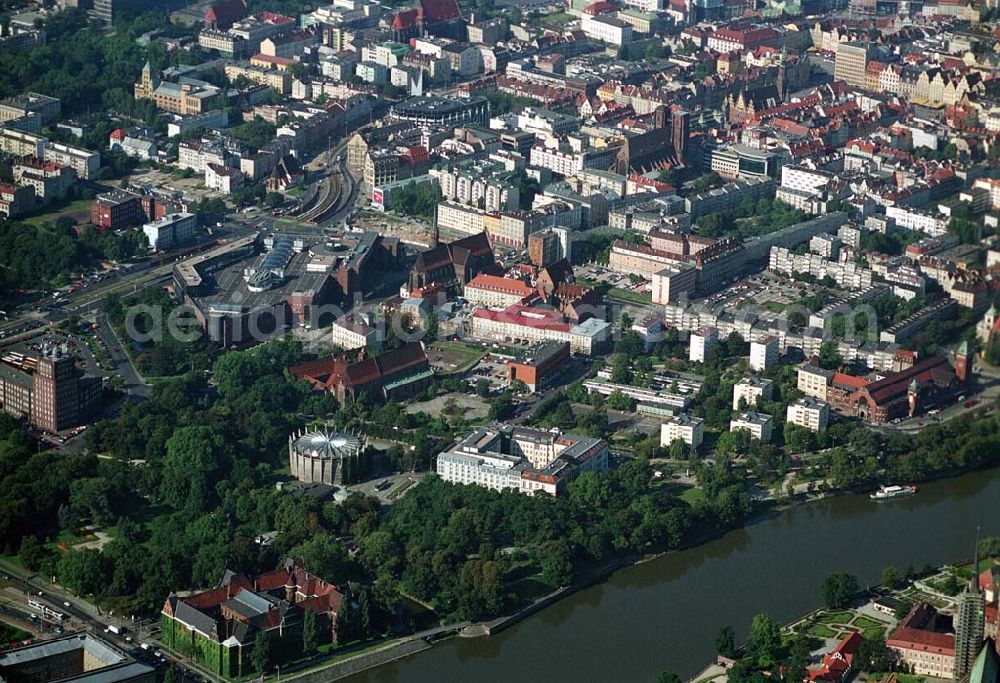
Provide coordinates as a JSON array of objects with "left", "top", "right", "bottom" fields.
[
  {"left": 732, "top": 377, "right": 774, "bottom": 410},
  {"left": 659, "top": 414, "right": 704, "bottom": 449},
  {"left": 730, "top": 411, "right": 774, "bottom": 442},
  {"left": 436, "top": 425, "right": 609, "bottom": 496},
  {"left": 749, "top": 335, "right": 779, "bottom": 372},
  {"left": 786, "top": 397, "right": 830, "bottom": 431},
  {"left": 689, "top": 326, "right": 719, "bottom": 363}
]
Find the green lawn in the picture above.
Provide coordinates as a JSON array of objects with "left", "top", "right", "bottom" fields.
[
  {"left": 679, "top": 487, "right": 705, "bottom": 506},
  {"left": 509, "top": 577, "right": 555, "bottom": 604},
  {"left": 816, "top": 611, "right": 853, "bottom": 625},
  {"left": 854, "top": 615, "right": 887, "bottom": 630},
  {"left": 862, "top": 626, "right": 886, "bottom": 640},
  {"left": 763, "top": 301, "right": 786, "bottom": 313},
  {"left": 538, "top": 11, "right": 574, "bottom": 24},
  {"left": 607, "top": 287, "right": 652, "bottom": 304},
  {"left": 316, "top": 638, "right": 400, "bottom": 660},
  {"left": 807, "top": 624, "right": 837, "bottom": 638},
  {"left": 21, "top": 198, "right": 93, "bottom": 227}
]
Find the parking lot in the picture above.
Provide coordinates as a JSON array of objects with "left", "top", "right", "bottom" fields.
[
  {"left": 700, "top": 272, "right": 826, "bottom": 312},
  {"left": 575, "top": 263, "right": 651, "bottom": 295},
  {"left": 348, "top": 471, "right": 427, "bottom": 504}
]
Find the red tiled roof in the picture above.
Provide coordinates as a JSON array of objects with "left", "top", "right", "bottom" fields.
[
  {"left": 417, "top": 0, "right": 461, "bottom": 23},
  {"left": 888, "top": 628, "right": 954, "bottom": 654},
  {"left": 473, "top": 304, "right": 571, "bottom": 333},
  {"left": 583, "top": 0, "right": 616, "bottom": 14},
  {"left": 832, "top": 372, "right": 869, "bottom": 389},
  {"left": 392, "top": 8, "right": 420, "bottom": 29},
  {"left": 466, "top": 274, "right": 536, "bottom": 298},
  {"left": 256, "top": 11, "right": 293, "bottom": 24},
  {"left": 887, "top": 603, "right": 956, "bottom": 655},
  {"left": 205, "top": 0, "right": 246, "bottom": 24},
  {"left": 861, "top": 355, "right": 954, "bottom": 404},
  {"left": 252, "top": 53, "right": 295, "bottom": 66}
]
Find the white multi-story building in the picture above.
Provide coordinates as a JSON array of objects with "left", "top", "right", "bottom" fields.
[
  {"left": 730, "top": 411, "right": 774, "bottom": 443},
  {"left": 659, "top": 413, "right": 704, "bottom": 449},
  {"left": 516, "top": 108, "right": 580, "bottom": 138},
  {"left": 781, "top": 165, "right": 835, "bottom": 196},
  {"left": 885, "top": 205, "right": 949, "bottom": 237},
  {"left": 436, "top": 425, "right": 609, "bottom": 496},
  {"left": 786, "top": 397, "right": 830, "bottom": 431},
  {"left": 768, "top": 246, "right": 873, "bottom": 289},
  {"left": 972, "top": 178, "right": 1000, "bottom": 210},
  {"left": 529, "top": 144, "right": 587, "bottom": 176},
  {"left": 749, "top": 334, "right": 779, "bottom": 372},
  {"left": 44, "top": 142, "right": 100, "bottom": 181},
  {"left": 810, "top": 234, "right": 841, "bottom": 259},
  {"left": 331, "top": 314, "right": 379, "bottom": 351},
  {"left": 689, "top": 326, "right": 719, "bottom": 363},
  {"left": 431, "top": 159, "right": 520, "bottom": 212},
  {"left": 621, "top": 0, "right": 663, "bottom": 11},
  {"left": 732, "top": 377, "right": 774, "bottom": 410},
  {"left": 580, "top": 14, "right": 633, "bottom": 45},
  {"left": 143, "top": 212, "right": 197, "bottom": 251},
  {"left": 797, "top": 364, "right": 834, "bottom": 399},
  {"left": 205, "top": 163, "right": 244, "bottom": 194}
]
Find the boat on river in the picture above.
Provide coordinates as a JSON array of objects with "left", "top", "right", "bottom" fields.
[{"left": 870, "top": 484, "right": 917, "bottom": 500}]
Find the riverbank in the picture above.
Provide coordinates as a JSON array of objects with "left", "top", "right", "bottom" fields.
[
  {"left": 689, "top": 554, "right": 986, "bottom": 683},
  {"left": 341, "top": 465, "right": 1000, "bottom": 683},
  {"left": 332, "top": 462, "right": 996, "bottom": 682}
]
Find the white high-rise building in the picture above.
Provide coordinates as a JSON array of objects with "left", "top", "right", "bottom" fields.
[
  {"left": 689, "top": 326, "right": 719, "bottom": 363},
  {"left": 750, "top": 335, "right": 779, "bottom": 372}
]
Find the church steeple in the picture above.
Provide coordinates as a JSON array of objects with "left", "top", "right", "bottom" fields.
[{"left": 776, "top": 46, "right": 788, "bottom": 102}]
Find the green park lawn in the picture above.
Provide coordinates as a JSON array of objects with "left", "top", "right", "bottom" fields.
[
  {"left": 816, "top": 611, "right": 853, "bottom": 625},
  {"left": 807, "top": 624, "right": 838, "bottom": 638},
  {"left": 853, "top": 615, "right": 887, "bottom": 630}
]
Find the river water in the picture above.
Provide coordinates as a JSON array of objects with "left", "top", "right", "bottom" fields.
[{"left": 347, "top": 467, "right": 1000, "bottom": 683}]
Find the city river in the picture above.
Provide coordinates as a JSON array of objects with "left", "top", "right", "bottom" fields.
[{"left": 346, "top": 467, "right": 1000, "bottom": 683}]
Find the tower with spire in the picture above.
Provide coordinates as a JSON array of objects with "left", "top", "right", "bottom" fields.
[
  {"left": 954, "top": 528, "right": 986, "bottom": 681},
  {"left": 776, "top": 45, "right": 788, "bottom": 103},
  {"left": 135, "top": 60, "right": 160, "bottom": 102}
]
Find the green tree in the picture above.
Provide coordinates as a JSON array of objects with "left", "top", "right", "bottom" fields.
[
  {"left": 18, "top": 536, "right": 45, "bottom": 571},
  {"left": 302, "top": 606, "right": 321, "bottom": 654},
  {"left": 818, "top": 342, "right": 842, "bottom": 369},
  {"left": 656, "top": 673, "right": 681, "bottom": 683},
  {"left": 475, "top": 378, "right": 491, "bottom": 397},
  {"left": 855, "top": 634, "right": 897, "bottom": 673},
  {"left": 252, "top": 631, "right": 275, "bottom": 673},
  {"left": 606, "top": 390, "right": 636, "bottom": 412},
  {"left": 668, "top": 437, "right": 689, "bottom": 459},
  {"left": 880, "top": 565, "right": 899, "bottom": 589},
  {"left": 715, "top": 624, "right": 736, "bottom": 658},
  {"left": 539, "top": 540, "right": 573, "bottom": 587},
  {"left": 821, "top": 572, "right": 859, "bottom": 609},
  {"left": 746, "top": 613, "right": 783, "bottom": 669},
  {"left": 610, "top": 353, "right": 633, "bottom": 384},
  {"left": 489, "top": 391, "right": 515, "bottom": 420}
]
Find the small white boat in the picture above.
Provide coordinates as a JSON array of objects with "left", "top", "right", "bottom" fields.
[{"left": 870, "top": 485, "right": 917, "bottom": 500}]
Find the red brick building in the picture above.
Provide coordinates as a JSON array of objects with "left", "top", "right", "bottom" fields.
[
  {"left": 90, "top": 190, "right": 147, "bottom": 231},
  {"left": 289, "top": 343, "right": 432, "bottom": 403},
  {"left": 508, "top": 341, "right": 570, "bottom": 392},
  {"left": 849, "top": 354, "right": 961, "bottom": 423}
]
